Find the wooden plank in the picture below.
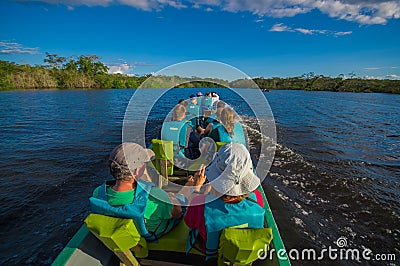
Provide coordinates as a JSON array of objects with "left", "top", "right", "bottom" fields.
[
  {"left": 87, "top": 229, "right": 141, "bottom": 266},
  {"left": 114, "top": 250, "right": 140, "bottom": 266},
  {"left": 158, "top": 159, "right": 168, "bottom": 187}
]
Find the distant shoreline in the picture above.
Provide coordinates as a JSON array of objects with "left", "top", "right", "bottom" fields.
[
  {"left": 1, "top": 59, "right": 399, "bottom": 94},
  {"left": 2, "top": 87, "right": 399, "bottom": 95}
]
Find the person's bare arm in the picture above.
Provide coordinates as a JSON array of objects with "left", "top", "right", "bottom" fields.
[
  {"left": 168, "top": 192, "right": 182, "bottom": 219},
  {"left": 193, "top": 164, "right": 206, "bottom": 192},
  {"left": 176, "top": 164, "right": 207, "bottom": 202}
]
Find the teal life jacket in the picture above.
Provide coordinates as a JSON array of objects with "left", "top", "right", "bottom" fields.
[
  {"left": 196, "top": 96, "right": 203, "bottom": 106},
  {"left": 205, "top": 114, "right": 217, "bottom": 126},
  {"left": 211, "top": 121, "right": 222, "bottom": 131},
  {"left": 186, "top": 193, "right": 265, "bottom": 260},
  {"left": 202, "top": 97, "right": 213, "bottom": 110},
  {"left": 216, "top": 123, "right": 247, "bottom": 147},
  {"left": 89, "top": 180, "right": 160, "bottom": 241},
  {"left": 186, "top": 103, "right": 200, "bottom": 119},
  {"left": 161, "top": 120, "right": 189, "bottom": 157}
]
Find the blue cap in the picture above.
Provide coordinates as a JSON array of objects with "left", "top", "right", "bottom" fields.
[{"left": 190, "top": 94, "right": 196, "bottom": 98}]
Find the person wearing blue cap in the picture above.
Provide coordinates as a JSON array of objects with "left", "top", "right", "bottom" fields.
[{"left": 187, "top": 94, "right": 200, "bottom": 120}]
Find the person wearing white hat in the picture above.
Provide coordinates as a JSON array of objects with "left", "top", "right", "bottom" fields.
[
  {"left": 89, "top": 142, "right": 183, "bottom": 241},
  {"left": 184, "top": 143, "right": 266, "bottom": 260}
]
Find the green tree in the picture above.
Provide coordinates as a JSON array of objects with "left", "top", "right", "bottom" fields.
[{"left": 44, "top": 52, "right": 66, "bottom": 69}]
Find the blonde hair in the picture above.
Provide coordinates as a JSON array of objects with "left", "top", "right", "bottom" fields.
[
  {"left": 221, "top": 107, "right": 235, "bottom": 137},
  {"left": 215, "top": 102, "right": 226, "bottom": 121},
  {"left": 216, "top": 101, "right": 226, "bottom": 109},
  {"left": 172, "top": 104, "right": 186, "bottom": 121},
  {"left": 215, "top": 108, "right": 224, "bottom": 121}
]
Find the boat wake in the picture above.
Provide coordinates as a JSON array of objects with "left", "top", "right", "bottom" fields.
[{"left": 241, "top": 115, "right": 400, "bottom": 265}]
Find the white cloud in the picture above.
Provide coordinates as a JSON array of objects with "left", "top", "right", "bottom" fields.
[
  {"left": 334, "top": 31, "right": 352, "bottom": 36},
  {"left": 313, "top": 0, "right": 399, "bottom": 25},
  {"left": 295, "top": 27, "right": 327, "bottom": 35},
  {"left": 269, "top": 23, "right": 352, "bottom": 36},
  {"left": 19, "top": 0, "right": 400, "bottom": 25},
  {"left": 386, "top": 74, "right": 400, "bottom": 79},
  {"left": 0, "top": 41, "right": 40, "bottom": 54},
  {"left": 108, "top": 63, "right": 130, "bottom": 74},
  {"left": 107, "top": 61, "right": 154, "bottom": 74},
  {"left": 218, "top": 1, "right": 310, "bottom": 17},
  {"left": 364, "top": 66, "right": 400, "bottom": 71},
  {"left": 269, "top": 23, "right": 293, "bottom": 32},
  {"left": 364, "top": 67, "right": 381, "bottom": 70},
  {"left": 192, "top": 0, "right": 399, "bottom": 24},
  {"left": 364, "top": 74, "right": 400, "bottom": 80}
]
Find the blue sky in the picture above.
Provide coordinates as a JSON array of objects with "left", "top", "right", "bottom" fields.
[{"left": 0, "top": 0, "right": 399, "bottom": 79}]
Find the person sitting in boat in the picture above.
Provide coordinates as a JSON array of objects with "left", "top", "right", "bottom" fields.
[
  {"left": 161, "top": 104, "right": 200, "bottom": 160},
  {"left": 89, "top": 142, "right": 183, "bottom": 241},
  {"left": 196, "top": 101, "right": 226, "bottom": 137},
  {"left": 196, "top": 91, "right": 203, "bottom": 108},
  {"left": 208, "top": 107, "right": 247, "bottom": 147},
  {"left": 200, "top": 92, "right": 214, "bottom": 117},
  {"left": 186, "top": 94, "right": 200, "bottom": 120},
  {"left": 184, "top": 143, "right": 265, "bottom": 259},
  {"left": 178, "top": 98, "right": 188, "bottom": 108},
  {"left": 205, "top": 101, "right": 225, "bottom": 126},
  {"left": 211, "top": 91, "right": 219, "bottom": 109}
]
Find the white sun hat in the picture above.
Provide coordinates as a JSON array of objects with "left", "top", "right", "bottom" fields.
[{"left": 205, "top": 142, "right": 260, "bottom": 196}]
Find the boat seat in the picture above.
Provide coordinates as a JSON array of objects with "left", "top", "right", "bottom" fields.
[
  {"left": 215, "top": 142, "right": 228, "bottom": 151},
  {"left": 151, "top": 139, "right": 174, "bottom": 187},
  {"left": 85, "top": 212, "right": 274, "bottom": 266},
  {"left": 84, "top": 214, "right": 204, "bottom": 266},
  {"left": 218, "top": 227, "right": 273, "bottom": 266}
]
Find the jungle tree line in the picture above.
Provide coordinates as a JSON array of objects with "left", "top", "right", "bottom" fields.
[
  {"left": 1, "top": 55, "right": 399, "bottom": 93},
  {"left": 243, "top": 72, "right": 400, "bottom": 94},
  {"left": 0, "top": 53, "right": 146, "bottom": 89}
]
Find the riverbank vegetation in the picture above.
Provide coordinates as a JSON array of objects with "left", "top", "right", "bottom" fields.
[
  {"left": 0, "top": 54, "right": 148, "bottom": 90},
  {"left": 1, "top": 56, "right": 399, "bottom": 93},
  {"left": 248, "top": 73, "right": 400, "bottom": 94}
]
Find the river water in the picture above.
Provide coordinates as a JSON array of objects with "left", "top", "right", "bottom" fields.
[{"left": 0, "top": 89, "right": 399, "bottom": 265}]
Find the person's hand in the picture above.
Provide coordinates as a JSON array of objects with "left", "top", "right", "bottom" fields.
[
  {"left": 194, "top": 164, "right": 206, "bottom": 187},
  {"left": 204, "top": 184, "right": 212, "bottom": 195},
  {"left": 185, "top": 175, "right": 195, "bottom": 186},
  {"left": 196, "top": 126, "right": 205, "bottom": 135}
]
